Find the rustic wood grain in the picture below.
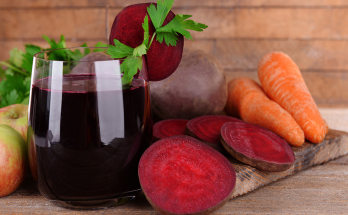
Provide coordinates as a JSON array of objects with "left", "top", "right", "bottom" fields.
[
  {"left": 171, "top": 8, "right": 348, "bottom": 40},
  {"left": 2, "top": 7, "right": 348, "bottom": 40},
  {"left": 218, "top": 165, "right": 348, "bottom": 214},
  {"left": 214, "top": 39, "right": 348, "bottom": 71},
  {"left": 0, "top": 8, "right": 107, "bottom": 39},
  {"left": 2, "top": 0, "right": 348, "bottom": 8}
]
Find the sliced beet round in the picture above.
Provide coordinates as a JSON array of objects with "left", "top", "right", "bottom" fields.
[
  {"left": 109, "top": 3, "right": 184, "bottom": 81},
  {"left": 221, "top": 122, "right": 296, "bottom": 172},
  {"left": 186, "top": 115, "right": 242, "bottom": 152},
  {"left": 138, "top": 135, "right": 236, "bottom": 215},
  {"left": 153, "top": 119, "right": 189, "bottom": 141}
]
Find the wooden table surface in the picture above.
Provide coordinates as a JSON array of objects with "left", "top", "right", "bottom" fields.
[{"left": 1, "top": 108, "right": 348, "bottom": 214}]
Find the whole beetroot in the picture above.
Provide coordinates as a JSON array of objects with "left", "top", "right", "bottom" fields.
[{"left": 150, "top": 48, "right": 227, "bottom": 120}]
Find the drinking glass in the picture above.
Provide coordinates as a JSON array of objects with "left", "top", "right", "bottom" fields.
[{"left": 27, "top": 47, "right": 153, "bottom": 209}]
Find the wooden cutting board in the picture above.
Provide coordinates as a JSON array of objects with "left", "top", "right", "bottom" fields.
[{"left": 229, "top": 129, "right": 348, "bottom": 198}]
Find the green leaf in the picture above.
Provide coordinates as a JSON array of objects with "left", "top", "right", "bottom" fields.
[
  {"left": 42, "top": 35, "right": 56, "bottom": 47},
  {"left": 93, "top": 41, "right": 108, "bottom": 52},
  {"left": 25, "top": 44, "right": 41, "bottom": 56},
  {"left": 106, "top": 39, "right": 134, "bottom": 59},
  {"left": 156, "top": 14, "right": 208, "bottom": 44},
  {"left": 9, "top": 48, "right": 24, "bottom": 68},
  {"left": 24, "top": 77, "right": 31, "bottom": 93},
  {"left": 57, "top": 35, "right": 66, "bottom": 49},
  {"left": 0, "top": 66, "right": 5, "bottom": 79},
  {"left": 5, "top": 68, "right": 14, "bottom": 76},
  {"left": 142, "top": 15, "right": 150, "bottom": 47},
  {"left": 21, "top": 54, "right": 33, "bottom": 73},
  {"left": 5, "top": 74, "right": 27, "bottom": 94},
  {"left": 94, "top": 41, "right": 107, "bottom": 47},
  {"left": 147, "top": 0, "right": 174, "bottom": 29},
  {"left": 21, "top": 44, "right": 42, "bottom": 73},
  {"left": 157, "top": 32, "right": 179, "bottom": 46},
  {"left": 120, "top": 56, "right": 143, "bottom": 85},
  {"left": 43, "top": 35, "right": 68, "bottom": 61},
  {"left": 133, "top": 44, "right": 147, "bottom": 57},
  {"left": 147, "top": 4, "right": 160, "bottom": 29},
  {"left": 5, "top": 90, "right": 19, "bottom": 106}
]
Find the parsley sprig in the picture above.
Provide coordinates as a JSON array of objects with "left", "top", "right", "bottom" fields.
[
  {"left": 106, "top": 0, "right": 208, "bottom": 85},
  {"left": 0, "top": 35, "right": 107, "bottom": 108}
]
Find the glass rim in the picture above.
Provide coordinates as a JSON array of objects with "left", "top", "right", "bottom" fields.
[{"left": 33, "top": 46, "right": 119, "bottom": 63}]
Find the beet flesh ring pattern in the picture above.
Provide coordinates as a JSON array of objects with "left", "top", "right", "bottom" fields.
[
  {"left": 138, "top": 135, "right": 236, "bottom": 215},
  {"left": 153, "top": 119, "right": 189, "bottom": 141},
  {"left": 186, "top": 115, "right": 242, "bottom": 151},
  {"left": 221, "top": 122, "right": 296, "bottom": 172},
  {"left": 109, "top": 3, "right": 184, "bottom": 81}
]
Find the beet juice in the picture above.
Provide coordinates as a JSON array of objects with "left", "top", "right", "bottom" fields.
[{"left": 28, "top": 74, "right": 152, "bottom": 206}]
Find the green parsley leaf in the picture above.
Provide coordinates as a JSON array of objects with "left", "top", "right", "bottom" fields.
[
  {"left": 106, "top": 39, "right": 134, "bottom": 58},
  {"left": 5, "top": 68, "right": 14, "bottom": 76},
  {"left": 147, "top": 0, "right": 174, "bottom": 29},
  {"left": 81, "top": 43, "right": 91, "bottom": 55},
  {"left": 133, "top": 44, "right": 147, "bottom": 57},
  {"left": 157, "top": 32, "right": 179, "bottom": 46},
  {"left": 142, "top": 15, "right": 150, "bottom": 47},
  {"left": 5, "top": 74, "right": 28, "bottom": 96},
  {"left": 42, "top": 35, "right": 56, "bottom": 47},
  {"left": 22, "top": 53, "right": 34, "bottom": 73},
  {"left": 0, "top": 89, "right": 20, "bottom": 108},
  {"left": 21, "top": 44, "right": 42, "bottom": 73},
  {"left": 9, "top": 48, "right": 24, "bottom": 68},
  {"left": 43, "top": 35, "right": 68, "bottom": 61},
  {"left": 93, "top": 42, "right": 108, "bottom": 52},
  {"left": 156, "top": 14, "right": 208, "bottom": 44},
  {"left": 25, "top": 44, "right": 41, "bottom": 56},
  {"left": 0, "top": 66, "right": 5, "bottom": 79},
  {"left": 5, "top": 90, "right": 19, "bottom": 106},
  {"left": 120, "top": 56, "right": 143, "bottom": 85}
]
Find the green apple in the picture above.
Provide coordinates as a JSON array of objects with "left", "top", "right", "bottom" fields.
[
  {"left": 0, "top": 104, "right": 28, "bottom": 143},
  {"left": 0, "top": 124, "right": 27, "bottom": 197}
]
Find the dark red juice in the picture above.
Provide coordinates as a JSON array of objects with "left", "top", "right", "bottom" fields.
[{"left": 28, "top": 74, "right": 152, "bottom": 201}]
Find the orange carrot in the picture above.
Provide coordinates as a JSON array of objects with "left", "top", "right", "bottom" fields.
[
  {"left": 225, "top": 77, "right": 305, "bottom": 147},
  {"left": 258, "top": 52, "right": 328, "bottom": 143}
]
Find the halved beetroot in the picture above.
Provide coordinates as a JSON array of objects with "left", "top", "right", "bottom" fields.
[
  {"left": 221, "top": 122, "right": 296, "bottom": 172},
  {"left": 153, "top": 119, "right": 189, "bottom": 141},
  {"left": 138, "top": 135, "right": 236, "bottom": 215},
  {"left": 109, "top": 3, "right": 184, "bottom": 81},
  {"left": 186, "top": 115, "right": 242, "bottom": 152}
]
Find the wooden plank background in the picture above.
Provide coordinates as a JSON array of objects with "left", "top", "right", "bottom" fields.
[{"left": 1, "top": 0, "right": 348, "bottom": 106}]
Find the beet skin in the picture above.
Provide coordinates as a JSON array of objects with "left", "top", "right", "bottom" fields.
[
  {"left": 138, "top": 135, "right": 236, "bottom": 215},
  {"left": 109, "top": 3, "right": 184, "bottom": 81},
  {"left": 150, "top": 48, "right": 228, "bottom": 120}
]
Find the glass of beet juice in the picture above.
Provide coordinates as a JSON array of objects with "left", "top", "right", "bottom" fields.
[{"left": 27, "top": 47, "right": 153, "bottom": 209}]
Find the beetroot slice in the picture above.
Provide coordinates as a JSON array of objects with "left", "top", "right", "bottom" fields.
[
  {"left": 221, "top": 122, "right": 296, "bottom": 172},
  {"left": 109, "top": 3, "right": 184, "bottom": 81},
  {"left": 186, "top": 115, "right": 242, "bottom": 151},
  {"left": 139, "top": 135, "right": 236, "bottom": 215},
  {"left": 153, "top": 119, "right": 189, "bottom": 141}
]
